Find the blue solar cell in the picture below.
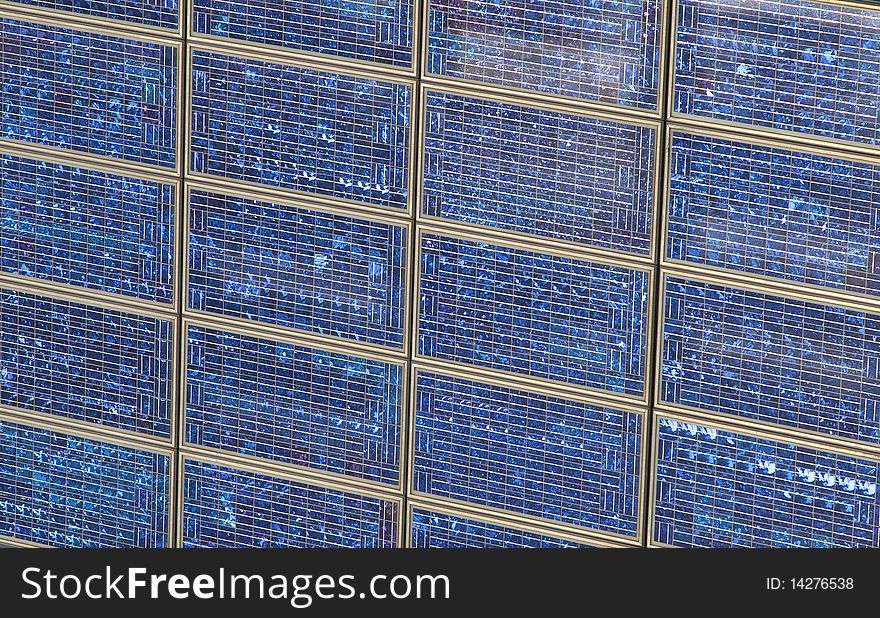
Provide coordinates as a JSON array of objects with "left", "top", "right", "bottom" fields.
[
  {"left": 0, "top": 19, "right": 178, "bottom": 168},
  {"left": 0, "top": 418, "right": 169, "bottom": 547},
  {"left": 0, "top": 288, "right": 173, "bottom": 437},
  {"left": 413, "top": 371, "right": 642, "bottom": 536},
  {"left": 1, "top": 154, "right": 176, "bottom": 303},
  {"left": 189, "top": 50, "right": 410, "bottom": 209},
  {"left": 661, "top": 277, "right": 880, "bottom": 445},
  {"left": 422, "top": 91, "right": 656, "bottom": 255},
  {"left": 6, "top": 0, "right": 179, "bottom": 29},
  {"left": 185, "top": 325, "right": 403, "bottom": 485},
  {"left": 410, "top": 509, "right": 591, "bottom": 547},
  {"left": 418, "top": 233, "right": 649, "bottom": 396},
  {"left": 192, "top": 0, "right": 413, "bottom": 67},
  {"left": 654, "top": 417, "right": 880, "bottom": 547},
  {"left": 182, "top": 459, "right": 398, "bottom": 547},
  {"left": 187, "top": 189, "right": 407, "bottom": 348},
  {"left": 667, "top": 132, "right": 880, "bottom": 299},
  {"left": 674, "top": 0, "right": 880, "bottom": 147},
  {"left": 426, "top": 0, "right": 663, "bottom": 110}
]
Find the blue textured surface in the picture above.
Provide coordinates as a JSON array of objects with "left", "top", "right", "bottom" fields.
[
  {"left": 187, "top": 189, "right": 407, "bottom": 348},
  {"left": 418, "top": 233, "right": 649, "bottom": 396},
  {"left": 0, "top": 289, "right": 173, "bottom": 437},
  {"left": 192, "top": 0, "right": 413, "bottom": 67},
  {"left": 654, "top": 417, "right": 880, "bottom": 547},
  {"left": 410, "top": 509, "right": 590, "bottom": 547},
  {"left": 674, "top": 0, "right": 880, "bottom": 146},
  {"left": 182, "top": 459, "right": 398, "bottom": 547},
  {"left": 1, "top": 154, "right": 176, "bottom": 303},
  {"left": 0, "top": 419, "right": 169, "bottom": 547},
  {"left": 667, "top": 132, "right": 880, "bottom": 298},
  {"left": 427, "top": 0, "right": 662, "bottom": 109},
  {"left": 423, "top": 91, "right": 656, "bottom": 254},
  {"left": 185, "top": 325, "right": 402, "bottom": 485},
  {"left": 0, "top": 19, "right": 178, "bottom": 168},
  {"left": 189, "top": 51, "right": 410, "bottom": 209},
  {"left": 5, "top": 0, "right": 179, "bottom": 29},
  {"left": 661, "top": 278, "right": 880, "bottom": 445},
  {"left": 413, "top": 371, "right": 642, "bottom": 536}
]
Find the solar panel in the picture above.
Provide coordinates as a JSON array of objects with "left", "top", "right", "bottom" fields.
[
  {"left": 187, "top": 189, "right": 407, "bottom": 348},
  {"left": 673, "top": 0, "right": 880, "bottom": 147},
  {"left": 412, "top": 370, "right": 643, "bottom": 537},
  {"left": 418, "top": 233, "right": 649, "bottom": 396},
  {"left": 185, "top": 324, "right": 403, "bottom": 485},
  {"left": 422, "top": 90, "right": 656, "bottom": 255},
  {"left": 666, "top": 132, "right": 880, "bottom": 299},
  {"left": 661, "top": 277, "right": 880, "bottom": 445},
  {"left": 0, "top": 418, "right": 170, "bottom": 547},
  {"left": 426, "top": 0, "right": 663, "bottom": 110},
  {"left": 0, "top": 288, "right": 174, "bottom": 437},
  {"left": 410, "top": 508, "right": 591, "bottom": 547},
  {"left": 5, "top": 0, "right": 180, "bottom": 29},
  {"left": 182, "top": 459, "right": 399, "bottom": 547},
  {"left": 192, "top": 0, "right": 413, "bottom": 67},
  {"left": 0, "top": 18, "right": 178, "bottom": 168},
  {"left": 653, "top": 416, "right": 880, "bottom": 547},
  {"left": 189, "top": 50, "right": 410, "bottom": 209},
  {"left": 1, "top": 153, "right": 176, "bottom": 304}
]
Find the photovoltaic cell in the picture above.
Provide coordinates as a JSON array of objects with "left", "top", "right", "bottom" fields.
[
  {"left": 182, "top": 459, "right": 398, "bottom": 547},
  {"left": 667, "top": 133, "right": 880, "bottom": 299},
  {"left": 661, "top": 277, "right": 880, "bottom": 445},
  {"left": 185, "top": 325, "right": 403, "bottom": 485},
  {"left": 410, "top": 509, "right": 591, "bottom": 547},
  {"left": 413, "top": 371, "right": 642, "bottom": 536},
  {"left": 192, "top": 0, "right": 413, "bottom": 67},
  {"left": 418, "top": 233, "right": 649, "bottom": 396},
  {"left": 674, "top": 0, "right": 880, "bottom": 147},
  {"left": 422, "top": 91, "right": 656, "bottom": 255},
  {"left": 189, "top": 50, "right": 410, "bottom": 209},
  {"left": 0, "top": 288, "right": 174, "bottom": 438},
  {"left": 0, "top": 418, "right": 169, "bottom": 547},
  {"left": 654, "top": 417, "right": 880, "bottom": 547},
  {"left": 187, "top": 190, "right": 407, "bottom": 348},
  {"left": 426, "top": 0, "right": 662, "bottom": 110},
  {"left": 5, "top": 0, "right": 180, "bottom": 29},
  {"left": 1, "top": 154, "right": 176, "bottom": 304},
  {"left": 0, "top": 18, "right": 178, "bottom": 168}
]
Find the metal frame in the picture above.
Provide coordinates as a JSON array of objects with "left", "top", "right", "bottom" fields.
[
  {"left": 405, "top": 361, "right": 649, "bottom": 547},
  {"left": 176, "top": 451, "right": 406, "bottom": 548}
]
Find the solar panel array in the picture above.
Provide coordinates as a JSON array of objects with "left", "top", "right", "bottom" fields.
[
  {"left": 410, "top": 508, "right": 591, "bottom": 547},
  {"left": 187, "top": 188, "right": 408, "bottom": 348},
  {"left": 185, "top": 324, "right": 403, "bottom": 485},
  {"left": 181, "top": 459, "right": 399, "bottom": 547},
  {"left": 5, "top": 0, "right": 180, "bottom": 29}
]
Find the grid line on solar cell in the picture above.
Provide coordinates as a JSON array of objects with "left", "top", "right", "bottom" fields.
[
  {"left": 0, "top": 288, "right": 174, "bottom": 437},
  {"left": 410, "top": 508, "right": 590, "bottom": 547},
  {"left": 422, "top": 91, "right": 656, "bottom": 255},
  {"left": 426, "top": 0, "right": 662, "bottom": 110},
  {"left": 418, "top": 233, "right": 648, "bottom": 396},
  {"left": 0, "top": 18, "right": 178, "bottom": 168},
  {"left": 413, "top": 371, "right": 642, "bottom": 536},
  {"left": 667, "top": 132, "right": 880, "bottom": 299},
  {"left": 653, "top": 417, "right": 880, "bottom": 547},
  {"left": 187, "top": 189, "right": 407, "bottom": 348},
  {"left": 191, "top": 0, "right": 413, "bottom": 67},
  {"left": 673, "top": 0, "right": 880, "bottom": 147},
  {"left": 4, "top": 0, "right": 180, "bottom": 29},
  {"left": 185, "top": 325, "right": 403, "bottom": 485},
  {"left": 1, "top": 154, "right": 176, "bottom": 303},
  {"left": 661, "top": 277, "right": 880, "bottom": 445},
  {"left": 0, "top": 419, "right": 169, "bottom": 547},
  {"left": 189, "top": 50, "right": 410, "bottom": 209},
  {"left": 182, "top": 459, "right": 398, "bottom": 547}
]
